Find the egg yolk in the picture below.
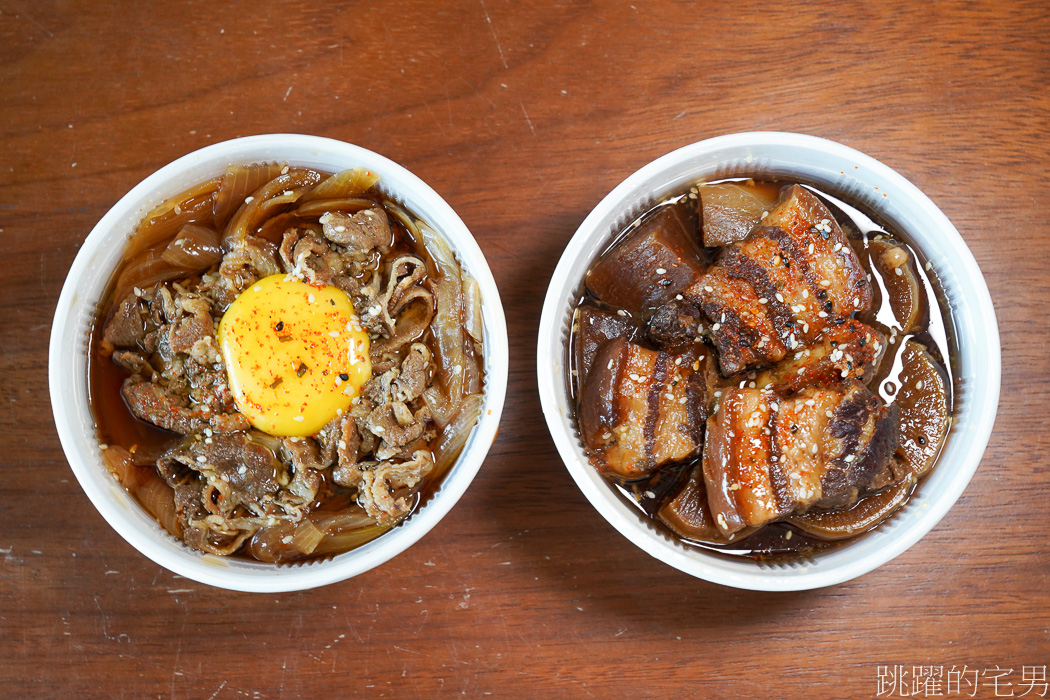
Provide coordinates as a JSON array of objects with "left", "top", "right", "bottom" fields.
[{"left": 217, "top": 275, "right": 371, "bottom": 437}]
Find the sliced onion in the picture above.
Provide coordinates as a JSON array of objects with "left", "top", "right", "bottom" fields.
[
  {"left": 310, "top": 523, "right": 393, "bottom": 556},
  {"left": 101, "top": 445, "right": 136, "bottom": 489},
  {"left": 135, "top": 470, "right": 181, "bottom": 537},
  {"left": 127, "top": 179, "right": 220, "bottom": 259},
  {"left": 299, "top": 168, "right": 379, "bottom": 202},
  {"left": 295, "top": 197, "right": 374, "bottom": 218},
  {"left": 112, "top": 251, "right": 186, "bottom": 304},
  {"left": 161, "top": 224, "right": 222, "bottom": 272},
  {"left": 223, "top": 168, "right": 323, "bottom": 246},
  {"left": 421, "top": 386, "right": 455, "bottom": 429},
  {"left": 291, "top": 517, "right": 325, "bottom": 555},
  {"left": 213, "top": 163, "right": 285, "bottom": 229},
  {"left": 462, "top": 274, "right": 484, "bottom": 343},
  {"left": 432, "top": 393, "right": 484, "bottom": 476},
  {"left": 311, "top": 509, "right": 374, "bottom": 535}
]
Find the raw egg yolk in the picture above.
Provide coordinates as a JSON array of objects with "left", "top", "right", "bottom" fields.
[{"left": 217, "top": 274, "right": 371, "bottom": 437}]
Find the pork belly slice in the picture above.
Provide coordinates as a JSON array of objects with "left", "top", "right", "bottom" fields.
[
  {"left": 760, "top": 185, "right": 872, "bottom": 317},
  {"left": 755, "top": 320, "right": 887, "bottom": 394},
  {"left": 585, "top": 203, "right": 707, "bottom": 319},
  {"left": 684, "top": 265, "right": 789, "bottom": 375},
  {"left": 580, "top": 338, "right": 707, "bottom": 478},
  {"left": 703, "top": 385, "right": 898, "bottom": 536},
  {"left": 692, "top": 185, "right": 873, "bottom": 375}
]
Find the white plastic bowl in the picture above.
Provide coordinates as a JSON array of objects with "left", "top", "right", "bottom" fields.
[
  {"left": 50, "top": 134, "right": 508, "bottom": 592},
  {"left": 537, "top": 131, "right": 1000, "bottom": 591}
]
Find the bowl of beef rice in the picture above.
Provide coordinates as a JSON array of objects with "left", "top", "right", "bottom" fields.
[
  {"left": 537, "top": 132, "right": 999, "bottom": 590},
  {"left": 50, "top": 134, "right": 508, "bottom": 592}
]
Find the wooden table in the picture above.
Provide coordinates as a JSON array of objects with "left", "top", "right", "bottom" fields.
[{"left": 3, "top": 1, "right": 1047, "bottom": 697}]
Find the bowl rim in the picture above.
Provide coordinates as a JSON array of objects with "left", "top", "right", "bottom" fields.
[
  {"left": 49, "top": 133, "right": 508, "bottom": 592},
  {"left": 536, "top": 131, "right": 1001, "bottom": 591}
]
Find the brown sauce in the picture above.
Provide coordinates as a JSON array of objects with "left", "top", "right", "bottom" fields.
[{"left": 569, "top": 179, "right": 957, "bottom": 561}]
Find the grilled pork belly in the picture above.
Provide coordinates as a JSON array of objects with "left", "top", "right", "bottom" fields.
[
  {"left": 755, "top": 319, "right": 887, "bottom": 395},
  {"left": 692, "top": 185, "right": 873, "bottom": 375},
  {"left": 702, "top": 384, "right": 898, "bottom": 536},
  {"left": 580, "top": 338, "right": 708, "bottom": 478}
]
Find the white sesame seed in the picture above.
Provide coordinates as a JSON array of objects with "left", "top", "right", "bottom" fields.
[
  {"left": 704, "top": 286, "right": 714, "bottom": 292},
  {"left": 629, "top": 373, "right": 641, "bottom": 382},
  {"left": 820, "top": 279, "right": 831, "bottom": 286},
  {"left": 244, "top": 196, "right": 254, "bottom": 203},
  {"left": 775, "top": 293, "right": 784, "bottom": 303},
  {"left": 293, "top": 416, "right": 305, "bottom": 422},
  {"left": 711, "top": 323, "right": 721, "bottom": 331},
  {"left": 656, "top": 267, "right": 667, "bottom": 274},
  {"left": 758, "top": 297, "right": 768, "bottom": 304},
  {"left": 916, "top": 380, "right": 925, "bottom": 390},
  {"left": 196, "top": 456, "right": 206, "bottom": 463}
]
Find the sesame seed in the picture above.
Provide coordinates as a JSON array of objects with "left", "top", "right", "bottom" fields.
[
  {"left": 607, "top": 359, "right": 614, "bottom": 370},
  {"left": 916, "top": 380, "right": 925, "bottom": 390},
  {"left": 820, "top": 279, "right": 831, "bottom": 286},
  {"left": 704, "top": 286, "right": 714, "bottom": 292},
  {"left": 244, "top": 196, "right": 254, "bottom": 203},
  {"left": 98, "top": 443, "right": 108, "bottom": 450},
  {"left": 629, "top": 373, "right": 641, "bottom": 382},
  {"left": 818, "top": 311, "right": 828, "bottom": 318},
  {"left": 895, "top": 267, "right": 904, "bottom": 276},
  {"left": 802, "top": 289, "right": 809, "bottom": 299},
  {"left": 775, "top": 293, "right": 784, "bottom": 302},
  {"left": 925, "top": 261, "right": 933, "bottom": 271},
  {"left": 729, "top": 483, "right": 741, "bottom": 491},
  {"left": 196, "top": 456, "right": 206, "bottom": 463},
  {"left": 758, "top": 297, "right": 768, "bottom": 304},
  {"left": 293, "top": 416, "right": 305, "bottom": 422},
  {"left": 656, "top": 267, "right": 667, "bottom": 274},
  {"left": 674, "top": 357, "right": 682, "bottom": 365},
  {"left": 826, "top": 410, "right": 834, "bottom": 418}
]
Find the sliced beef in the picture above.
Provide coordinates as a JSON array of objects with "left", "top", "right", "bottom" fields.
[
  {"left": 122, "top": 378, "right": 250, "bottom": 434},
  {"left": 579, "top": 338, "right": 707, "bottom": 479},
  {"left": 585, "top": 203, "right": 706, "bottom": 319},
  {"left": 103, "top": 293, "right": 148, "bottom": 347},
  {"left": 702, "top": 385, "right": 898, "bottom": 536},
  {"left": 755, "top": 320, "right": 887, "bottom": 394},
  {"left": 321, "top": 207, "right": 392, "bottom": 254},
  {"left": 158, "top": 433, "right": 283, "bottom": 513}
]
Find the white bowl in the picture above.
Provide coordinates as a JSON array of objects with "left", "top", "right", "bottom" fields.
[
  {"left": 537, "top": 131, "right": 1000, "bottom": 591},
  {"left": 50, "top": 134, "right": 508, "bottom": 592}
]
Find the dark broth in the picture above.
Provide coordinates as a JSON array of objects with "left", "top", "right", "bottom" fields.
[{"left": 568, "top": 179, "right": 957, "bottom": 561}]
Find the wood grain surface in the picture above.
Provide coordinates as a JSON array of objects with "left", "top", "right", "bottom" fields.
[{"left": 2, "top": 1, "right": 1048, "bottom": 697}]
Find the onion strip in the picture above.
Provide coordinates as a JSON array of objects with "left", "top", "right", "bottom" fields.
[
  {"left": 432, "top": 393, "right": 484, "bottom": 476},
  {"left": 299, "top": 168, "right": 379, "bottom": 202}
]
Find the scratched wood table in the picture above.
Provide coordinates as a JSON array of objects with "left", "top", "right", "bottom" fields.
[{"left": 2, "top": 1, "right": 1048, "bottom": 697}]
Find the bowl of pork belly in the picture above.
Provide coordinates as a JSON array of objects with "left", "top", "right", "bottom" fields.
[
  {"left": 50, "top": 134, "right": 508, "bottom": 592},
  {"left": 537, "top": 132, "right": 999, "bottom": 590}
]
